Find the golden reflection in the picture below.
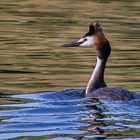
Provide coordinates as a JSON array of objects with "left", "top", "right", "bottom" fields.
[{"left": 0, "top": 0, "right": 139, "bottom": 93}]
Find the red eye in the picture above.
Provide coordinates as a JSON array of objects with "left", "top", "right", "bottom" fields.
[{"left": 84, "top": 38, "right": 87, "bottom": 41}]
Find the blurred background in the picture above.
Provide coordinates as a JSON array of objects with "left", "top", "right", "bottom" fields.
[{"left": 0, "top": 0, "right": 139, "bottom": 94}]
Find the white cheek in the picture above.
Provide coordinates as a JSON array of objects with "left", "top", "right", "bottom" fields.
[
  {"left": 77, "top": 38, "right": 84, "bottom": 42},
  {"left": 80, "top": 36, "right": 94, "bottom": 47}
]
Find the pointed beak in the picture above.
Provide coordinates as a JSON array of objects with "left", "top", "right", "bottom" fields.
[{"left": 60, "top": 40, "right": 84, "bottom": 47}]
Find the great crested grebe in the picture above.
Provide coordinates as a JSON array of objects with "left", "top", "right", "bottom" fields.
[{"left": 61, "top": 22, "right": 139, "bottom": 100}]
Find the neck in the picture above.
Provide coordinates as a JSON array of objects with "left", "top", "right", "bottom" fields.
[{"left": 85, "top": 57, "right": 107, "bottom": 95}]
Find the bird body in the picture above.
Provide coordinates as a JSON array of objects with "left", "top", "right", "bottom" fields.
[
  {"left": 86, "top": 87, "right": 135, "bottom": 100},
  {"left": 61, "top": 22, "right": 139, "bottom": 100}
]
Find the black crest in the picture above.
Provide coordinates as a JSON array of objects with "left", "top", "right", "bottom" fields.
[{"left": 83, "top": 21, "right": 102, "bottom": 37}]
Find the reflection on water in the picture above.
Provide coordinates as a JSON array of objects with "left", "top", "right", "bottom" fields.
[
  {"left": 0, "top": 0, "right": 140, "bottom": 140},
  {"left": 0, "top": 0, "right": 139, "bottom": 94},
  {"left": 0, "top": 90, "right": 140, "bottom": 140}
]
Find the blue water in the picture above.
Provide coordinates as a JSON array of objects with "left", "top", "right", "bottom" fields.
[{"left": 0, "top": 89, "right": 140, "bottom": 140}]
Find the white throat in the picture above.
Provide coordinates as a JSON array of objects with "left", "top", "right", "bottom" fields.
[{"left": 85, "top": 57, "right": 106, "bottom": 95}]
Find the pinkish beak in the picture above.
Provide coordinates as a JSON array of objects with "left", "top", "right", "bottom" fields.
[{"left": 60, "top": 40, "right": 84, "bottom": 47}]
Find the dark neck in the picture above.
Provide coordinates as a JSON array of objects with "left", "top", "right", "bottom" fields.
[{"left": 85, "top": 57, "right": 107, "bottom": 95}]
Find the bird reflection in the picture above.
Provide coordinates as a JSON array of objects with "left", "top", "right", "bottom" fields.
[{"left": 80, "top": 97, "right": 107, "bottom": 139}]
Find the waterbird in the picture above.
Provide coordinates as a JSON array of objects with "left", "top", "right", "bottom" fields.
[{"left": 61, "top": 22, "right": 139, "bottom": 100}]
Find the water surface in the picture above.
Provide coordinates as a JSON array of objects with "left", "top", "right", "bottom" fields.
[{"left": 1, "top": 90, "right": 140, "bottom": 140}]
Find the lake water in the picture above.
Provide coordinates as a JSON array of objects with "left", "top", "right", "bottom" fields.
[{"left": 0, "top": 0, "right": 140, "bottom": 140}]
